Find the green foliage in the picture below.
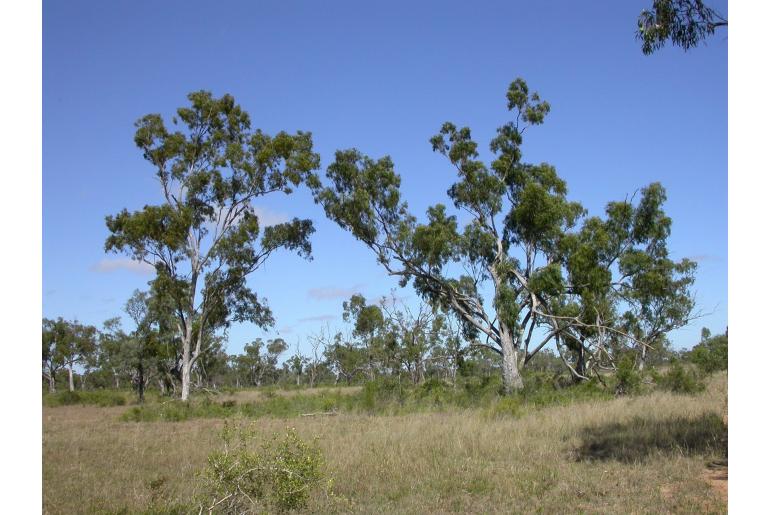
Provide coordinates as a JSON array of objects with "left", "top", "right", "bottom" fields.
[
  {"left": 614, "top": 355, "right": 642, "bottom": 395},
  {"left": 690, "top": 328, "right": 728, "bottom": 373},
  {"left": 637, "top": 0, "right": 727, "bottom": 55},
  {"left": 198, "top": 423, "right": 325, "bottom": 512},
  {"left": 655, "top": 361, "right": 704, "bottom": 394},
  {"left": 313, "top": 77, "right": 696, "bottom": 392},
  {"left": 122, "top": 377, "right": 613, "bottom": 423},
  {"left": 105, "top": 91, "right": 320, "bottom": 399}
]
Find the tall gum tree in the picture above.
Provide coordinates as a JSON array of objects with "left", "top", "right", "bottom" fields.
[
  {"left": 105, "top": 91, "right": 321, "bottom": 400},
  {"left": 313, "top": 78, "right": 696, "bottom": 393}
]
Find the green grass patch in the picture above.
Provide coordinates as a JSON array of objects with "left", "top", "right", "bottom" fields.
[{"left": 121, "top": 375, "right": 614, "bottom": 423}]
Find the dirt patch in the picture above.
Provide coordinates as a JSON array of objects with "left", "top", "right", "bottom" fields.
[{"left": 703, "top": 462, "right": 727, "bottom": 502}]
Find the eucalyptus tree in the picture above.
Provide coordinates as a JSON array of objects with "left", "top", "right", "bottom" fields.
[
  {"left": 306, "top": 327, "right": 330, "bottom": 388},
  {"left": 343, "top": 294, "right": 386, "bottom": 380},
  {"left": 236, "top": 337, "right": 287, "bottom": 386},
  {"left": 313, "top": 78, "right": 696, "bottom": 393},
  {"left": 637, "top": 0, "right": 727, "bottom": 54},
  {"left": 380, "top": 296, "right": 445, "bottom": 384},
  {"left": 47, "top": 319, "right": 98, "bottom": 392},
  {"left": 105, "top": 91, "right": 320, "bottom": 400},
  {"left": 324, "top": 332, "right": 366, "bottom": 385},
  {"left": 97, "top": 317, "right": 132, "bottom": 389},
  {"left": 42, "top": 318, "right": 68, "bottom": 392},
  {"left": 288, "top": 342, "right": 308, "bottom": 387}
]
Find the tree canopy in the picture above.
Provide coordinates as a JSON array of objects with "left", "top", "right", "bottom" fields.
[
  {"left": 637, "top": 0, "right": 727, "bottom": 54},
  {"left": 105, "top": 91, "right": 321, "bottom": 399},
  {"left": 313, "top": 78, "right": 697, "bottom": 392}
]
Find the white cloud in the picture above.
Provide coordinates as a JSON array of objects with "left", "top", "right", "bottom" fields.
[
  {"left": 298, "top": 314, "right": 337, "bottom": 323},
  {"left": 253, "top": 206, "right": 290, "bottom": 227},
  {"left": 91, "top": 258, "right": 154, "bottom": 275},
  {"left": 308, "top": 284, "right": 364, "bottom": 300},
  {"left": 690, "top": 254, "right": 721, "bottom": 263}
]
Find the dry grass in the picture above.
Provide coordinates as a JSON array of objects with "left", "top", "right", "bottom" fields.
[
  {"left": 43, "top": 373, "right": 727, "bottom": 514},
  {"left": 221, "top": 385, "right": 362, "bottom": 404}
]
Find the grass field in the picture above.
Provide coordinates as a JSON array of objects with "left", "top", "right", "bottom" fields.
[{"left": 42, "top": 373, "right": 727, "bottom": 514}]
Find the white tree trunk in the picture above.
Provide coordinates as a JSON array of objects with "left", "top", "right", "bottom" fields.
[
  {"left": 181, "top": 360, "right": 191, "bottom": 401},
  {"left": 68, "top": 364, "right": 75, "bottom": 392},
  {"left": 181, "top": 327, "right": 194, "bottom": 401},
  {"left": 500, "top": 329, "right": 523, "bottom": 394}
]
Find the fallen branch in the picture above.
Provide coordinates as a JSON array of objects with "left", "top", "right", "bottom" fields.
[{"left": 300, "top": 410, "right": 338, "bottom": 417}]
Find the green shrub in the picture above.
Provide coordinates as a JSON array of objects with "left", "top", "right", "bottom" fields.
[
  {"left": 614, "top": 355, "right": 642, "bottom": 395},
  {"left": 197, "top": 423, "right": 326, "bottom": 512},
  {"left": 656, "top": 361, "right": 705, "bottom": 394},
  {"left": 690, "top": 333, "right": 728, "bottom": 374}
]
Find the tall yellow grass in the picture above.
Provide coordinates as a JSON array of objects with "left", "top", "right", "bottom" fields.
[{"left": 43, "top": 372, "right": 727, "bottom": 514}]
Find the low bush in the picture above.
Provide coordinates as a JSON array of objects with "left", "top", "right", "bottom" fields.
[
  {"left": 655, "top": 361, "right": 705, "bottom": 394},
  {"left": 614, "top": 355, "right": 642, "bottom": 395},
  {"left": 197, "top": 423, "right": 326, "bottom": 513}
]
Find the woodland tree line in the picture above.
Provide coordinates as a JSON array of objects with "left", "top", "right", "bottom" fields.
[
  {"left": 42, "top": 285, "right": 725, "bottom": 401},
  {"left": 43, "top": 71, "right": 725, "bottom": 399}
]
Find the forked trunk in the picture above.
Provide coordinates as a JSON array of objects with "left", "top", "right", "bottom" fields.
[{"left": 48, "top": 371, "right": 56, "bottom": 393}]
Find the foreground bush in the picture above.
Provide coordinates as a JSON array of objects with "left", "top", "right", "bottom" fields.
[{"left": 197, "top": 423, "right": 326, "bottom": 513}]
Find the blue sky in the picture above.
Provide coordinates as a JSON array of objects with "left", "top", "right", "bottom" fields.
[{"left": 43, "top": 0, "right": 727, "bottom": 357}]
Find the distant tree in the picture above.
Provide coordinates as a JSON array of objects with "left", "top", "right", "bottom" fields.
[
  {"left": 637, "top": 0, "right": 727, "bottom": 55},
  {"left": 42, "top": 318, "right": 68, "bottom": 392},
  {"left": 313, "top": 78, "right": 696, "bottom": 393},
  {"left": 324, "top": 332, "right": 366, "bottom": 385},
  {"left": 97, "top": 317, "right": 132, "bottom": 389},
  {"left": 124, "top": 290, "right": 172, "bottom": 402},
  {"left": 429, "top": 316, "right": 463, "bottom": 384},
  {"left": 343, "top": 294, "right": 386, "bottom": 380},
  {"left": 47, "top": 319, "right": 98, "bottom": 392},
  {"left": 104, "top": 91, "right": 320, "bottom": 400},
  {"left": 690, "top": 326, "right": 728, "bottom": 373},
  {"left": 195, "top": 337, "right": 230, "bottom": 389},
  {"left": 288, "top": 342, "right": 308, "bottom": 387},
  {"left": 381, "top": 296, "right": 444, "bottom": 384},
  {"left": 306, "top": 327, "right": 329, "bottom": 388}
]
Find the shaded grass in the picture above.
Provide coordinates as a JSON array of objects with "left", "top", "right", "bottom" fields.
[
  {"left": 43, "top": 389, "right": 129, "bottom": 407},
  {"left": 575, "top": 412, "right": 727, "bottom": 462}
]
